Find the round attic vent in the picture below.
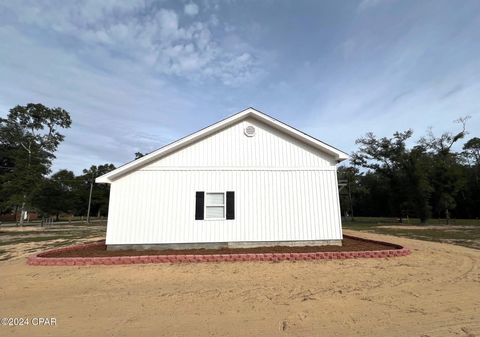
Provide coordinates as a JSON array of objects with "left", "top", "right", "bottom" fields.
[{"left": 244, "top": 125, "right": 256, "bottom": 137}]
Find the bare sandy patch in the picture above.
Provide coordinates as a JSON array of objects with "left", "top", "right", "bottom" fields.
[
  {"left": 0, "top": 230, "right": 479, "bottom": 337},
  {"left": 0, "top": 237, "right": 105, "bottom": 261}
]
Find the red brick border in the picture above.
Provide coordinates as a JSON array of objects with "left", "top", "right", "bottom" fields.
[{"left": 27, "top": 237, "right": 410, "bottom": 266}]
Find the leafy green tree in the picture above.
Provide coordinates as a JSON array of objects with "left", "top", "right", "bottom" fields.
[
  {"left": 78, "top": 164, "right": 115, "bottom": 218},
  {"left": 351, "top": 130, "right": 423, "bottom": 222},
  {"left": 30, "top": 164, "right": 115, "bottom": 221},
  {"left": 403, "top": 146, "right": 433, "bottom": 222},
  {"left": 0, "top": 103, "right": 72, "bottom": 224},
  {"left": 349, "top": 117, "right": 470, "bottom": 223},
  {"left": 459, "top": 137, "right": 480, "bottom": 218},
  {"left": 418, "top": 118, "right": 468, "bottom": 222},
  {"left": 0, "top": 145, "right": 17, "bottom": 213},
  {"left": 463, "top": 137, "right": 480, "bottom": 167},
  {"left": 32, "top": 170, "right": 77, "bottom": 220}
]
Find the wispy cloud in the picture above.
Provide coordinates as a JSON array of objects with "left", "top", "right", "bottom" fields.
[
  {"left": 301, "top": 0, "right": 480, "bottom": 155},
  {"left": 0, "top": 0, "right": 478, "bottom": 173},
  {"left": 184, "top": 2, "right": 199, "bottom": 16},
  {"left": 1, "top": 0, "right": 261, "bottom": 86},
  {"left": 440, "top": 84, "right": 464, "bottom": 100}
]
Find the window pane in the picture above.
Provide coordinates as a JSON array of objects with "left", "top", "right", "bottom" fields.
[
  {"left": 206, "top": 193, "right": 224, "bottom": 205},
  {"left": 205, "top": 206, "right": 224, "bottom": 219}
]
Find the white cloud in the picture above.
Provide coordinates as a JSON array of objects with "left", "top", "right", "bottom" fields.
[
  {"left": 0, "top": 0, "right": 262, "bottom": 86},
  {"left": 184, "top": 2, "right": 199, "bottom": 16},
  {"left": 1, "top": 0, "right": 479, "bottom": 174},
  {"left": 0, "top": 0, "right": 272, "bottom": 172}
]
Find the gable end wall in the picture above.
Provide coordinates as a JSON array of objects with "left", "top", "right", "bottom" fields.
[{"left": 139, "top": 118, "right": 336, "bottom": 170}]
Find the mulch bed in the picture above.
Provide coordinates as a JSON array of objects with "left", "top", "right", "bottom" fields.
[{"left": 40, "top": 235, "right": 402, "bottom": 258}]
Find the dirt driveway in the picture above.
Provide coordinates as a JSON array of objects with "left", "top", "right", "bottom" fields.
[{"left": 1, "top": 230, "right": 479, "bottom": 337}]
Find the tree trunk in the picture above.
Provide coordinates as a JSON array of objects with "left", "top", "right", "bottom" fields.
[
  {"left": 14, "top": 205, "right": 18, "bottom": 226},
  {"left": 86, "top": 173, "right": 94, "bottom": 224},
  {"left": 19, "top": 196, "right": 26, "bottom": 226},
  {"left": 19, "top": 144, "right": 32, "bottom": 227},
  {"left": 348, "top": 178, "right": 354, "bottom": 222}
]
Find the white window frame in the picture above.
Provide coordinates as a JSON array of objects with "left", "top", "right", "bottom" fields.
[{"left": 204, "top": 192, "right": 226, "bottom": 220}]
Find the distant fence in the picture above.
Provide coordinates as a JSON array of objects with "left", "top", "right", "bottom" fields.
[
  {"left": 0, "top": 212, "right": 39, "bottom": 222},
  {"left": 0, "top": 217, "right": 107, "bottom": 226}
]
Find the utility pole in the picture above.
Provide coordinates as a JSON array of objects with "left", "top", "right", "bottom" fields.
[{"left": 86, "top": 171, "right": 94, "bottom": 224}]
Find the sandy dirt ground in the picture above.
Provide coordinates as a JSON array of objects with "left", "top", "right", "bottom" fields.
[
  {"left": 1, "top": 230, "right": 479, "bottom": 337},
  {"left": 0, "top": 224, "right": 106, "bottom": 260}
]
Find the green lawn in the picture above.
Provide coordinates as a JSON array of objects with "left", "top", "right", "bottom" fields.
[{"left": 343, "top": 217, "right": 480, "bottom": 250}]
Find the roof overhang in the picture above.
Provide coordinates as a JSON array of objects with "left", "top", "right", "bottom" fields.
[{"left": 96, "top": 107, "right": 349, "bottom": 183}]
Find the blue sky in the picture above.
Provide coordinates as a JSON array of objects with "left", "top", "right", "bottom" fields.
[{"left": 0, "top": 0, "right": 479, "bottom": 173}]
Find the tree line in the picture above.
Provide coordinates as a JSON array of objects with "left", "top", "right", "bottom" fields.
[
  {"left": 0, "top": 103, "right": 114, "bottom": 223},
  {"left": 339, "top": 117, "right": 480, "bottom": 223},
  {"left": 1, "top": 103, "right": 478, "bottom": 225}
]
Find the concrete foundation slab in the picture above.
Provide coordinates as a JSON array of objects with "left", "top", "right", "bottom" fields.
[{"left": 107, "top": 240, "right": 342, "bottom": 251}]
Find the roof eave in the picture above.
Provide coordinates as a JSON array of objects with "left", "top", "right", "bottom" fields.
[
  {"left": 95, "top": 108, "right": 349, "bottom": 183},
  {"left": 95, "top": 176, "right": 111, "bottom": 184}
]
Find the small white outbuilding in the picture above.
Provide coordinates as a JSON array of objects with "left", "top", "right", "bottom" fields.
[{"left": 96, "top": 108, "right": 348, "bottom": 250}]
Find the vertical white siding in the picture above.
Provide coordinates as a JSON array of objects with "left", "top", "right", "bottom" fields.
[
  {"left": 106, "top": 169, "right": 342, "bottom": 244},
  {"left": 106, "top": 117, "right": 343, "bottom": 245},
  {"left": 140, "top": 118, "right": 336, "bottom": 169}
]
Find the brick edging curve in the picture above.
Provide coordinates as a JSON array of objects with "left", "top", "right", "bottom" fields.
[{"left": 27, "top": 237, "right": 411, "bottom": 266}]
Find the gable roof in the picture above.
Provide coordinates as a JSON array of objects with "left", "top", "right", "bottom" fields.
[{"left": 96, "top": 107, "right": 349, "bottom": 183}]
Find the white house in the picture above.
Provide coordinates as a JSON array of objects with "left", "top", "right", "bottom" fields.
[{"left": 96, "top": 108, "right": 348, "bottom": 250}]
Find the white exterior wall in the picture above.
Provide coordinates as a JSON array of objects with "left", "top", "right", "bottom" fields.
[
  {"left": 106, "top": 118, "right": 343, "bottom": 245},
  {"left": 140, "top": 118, "right": 336, "bottom": 169}
]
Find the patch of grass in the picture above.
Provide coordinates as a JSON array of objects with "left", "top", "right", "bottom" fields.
[
  {"left": 347, "top": 216, "right": 480, "bottom": 226},
  {"left": 343, "top": 217, "right": 480, "bottom": 250},
  {"left": 0, "top": 224, "right": 107, "bottom": 261},
  {"left": 0, "top": 249, "right": 11, "bottom": 261},
  {"left": 0, "top": 226, "right": 106, "bottom": 246},
  {"left": 0, "top": 230, "right": 84, "bottom": 236},
  {"left": 0, "top": 236, "right": 73, "bottom": 246}
]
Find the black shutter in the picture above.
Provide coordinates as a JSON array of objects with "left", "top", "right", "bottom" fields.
[
  {"left": 226, "top": 191, "right": 235, "bottom": 220},
  {"left": 195, "top": 191, "right": 204, "bottom": 220}
]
